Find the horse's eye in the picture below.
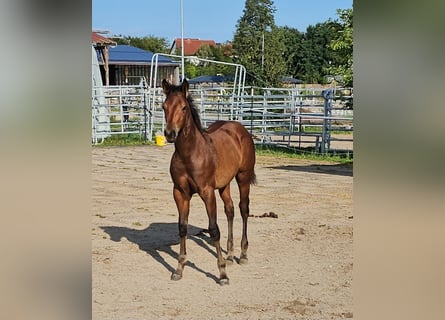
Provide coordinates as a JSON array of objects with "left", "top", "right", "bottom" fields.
[{"left": 182, "top": 106, "right": 187, "bottom": 112}]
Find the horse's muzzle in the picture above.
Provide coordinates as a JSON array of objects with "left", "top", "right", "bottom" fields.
[{"left": 164, "top": 129, "right": 177, "bottom": 143}]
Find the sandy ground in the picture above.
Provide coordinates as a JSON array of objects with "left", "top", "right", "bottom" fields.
[{"left": 92, "top": 144, "right": 353, "bottom": 319}]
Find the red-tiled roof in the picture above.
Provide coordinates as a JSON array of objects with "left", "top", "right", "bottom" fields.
[
  {"left": 92, "top": 32, "right": 116, "bottom": 46},
  {"left": 171, "top": 38, "right": 217, "bottom": 55}
]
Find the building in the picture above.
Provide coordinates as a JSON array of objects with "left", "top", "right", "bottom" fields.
[
  {"left": 92, "top": 32, "right": 117, "bottom": 86},
  {"left": 103, "top": 45, "right": 180, "bottom": 86},
  {"left": 169, "top": 38, "right": 217, "bottom": 56},
  {"left": 92, "top": 32, "right": 180, "bottom": 86}
]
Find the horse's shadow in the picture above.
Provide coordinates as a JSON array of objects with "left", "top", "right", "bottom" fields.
[{"left": 101, "top": 222, "right": 222, "bottom": 283}]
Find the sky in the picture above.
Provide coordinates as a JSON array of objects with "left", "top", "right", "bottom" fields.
[{"left": 92, "top": 0, "right": 353, "bottom": 44}]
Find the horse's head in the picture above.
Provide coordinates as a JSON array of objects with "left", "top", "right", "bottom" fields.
[{"left": 161, "top": 79, "right": 191, "bottom": 143}]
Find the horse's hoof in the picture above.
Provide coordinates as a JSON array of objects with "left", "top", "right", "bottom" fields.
[
  {"left": 226, "top": 257, "right": 234, "bottom": 265},
  {"left": 171, "top": 273, "right": 182, "bottom": 281},
  {"left": 239, "top": 257, "right": 248, "bottom": 265},
  {"left": 219, "top": 277, "right": 230, "bottom": 286}
]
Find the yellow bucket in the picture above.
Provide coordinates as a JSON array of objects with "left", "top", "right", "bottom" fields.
[{"left": 155, "top": 135, "right": 166, "bottom": 146}]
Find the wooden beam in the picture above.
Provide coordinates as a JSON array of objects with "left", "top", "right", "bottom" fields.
[{"left": 104, "top": 46, "right": 110, "bottom": 86}]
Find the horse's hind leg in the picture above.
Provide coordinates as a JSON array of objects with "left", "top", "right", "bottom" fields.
[
  {"left": 171, "top": 187, "right": 190, "bottom": 281},
  {"left": 219, "top": 184, "right": 235, "bottom": 263},
  {"left": 236, "top": 172, "right": 253, "bottom": 264}
]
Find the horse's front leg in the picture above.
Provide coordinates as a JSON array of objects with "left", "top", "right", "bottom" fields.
[
  {"left": 200, "top": 187, "right": 229, "bottom": 285},
  {"left": 171, "top": 186, "right": 190, "bottom": 281},
  {"left": 219, "top": 184, "right": 235, "bottom": 264}
]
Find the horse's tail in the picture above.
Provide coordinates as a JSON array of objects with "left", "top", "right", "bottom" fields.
[{"left": 250, "top": 171, "right": 257, "bottom": 186}]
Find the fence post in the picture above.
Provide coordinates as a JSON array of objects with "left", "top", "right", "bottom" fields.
[
  {"left": 321, "top": 89, "right": 333, "bottom": 155},
  {"left": 200, "top": 90, "right": 205, "bottom": 127},
  {"left": 289, "top": 88, "right": 296, "bottom": 146},
  {"left": 250, "top": 87, "right": 254, "bottom": 134},
  {"left": 262, "top": 90, "right": 267, "bottom": 143},
  {"left": 141, "top": 78, "right": 149, "bottom": 141}
]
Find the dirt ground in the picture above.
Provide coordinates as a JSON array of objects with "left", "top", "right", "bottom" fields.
[{"left": 92, "top": 144, "right": 353, "bottom": 319}]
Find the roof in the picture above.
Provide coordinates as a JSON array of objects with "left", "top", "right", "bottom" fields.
[
  {"left": 92, "top": 32, "right": 116, "bottom": 46},
  {"left": 282, "top": 76, "right": 303, "bottom": 84},
  {"left": 171, "top": 38, "right": 217, "bottom": 55},
  {"left": 188, "top": 75, "right": 227, "bottom": 84},
  {"left": 105, "top": 45, "right": 179, "bottom": 66}
]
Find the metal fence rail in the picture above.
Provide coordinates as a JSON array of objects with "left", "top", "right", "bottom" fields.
[
  {"left": 92, "top": 83, "right": 353, "bottom": 154},
  {"left": 92, "top": 78, "right": 151, "bottom": 143}
]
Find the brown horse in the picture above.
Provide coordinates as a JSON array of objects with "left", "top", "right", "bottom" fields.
[{"left": 161, "top": 79, "right": 256, "bottom": 285}]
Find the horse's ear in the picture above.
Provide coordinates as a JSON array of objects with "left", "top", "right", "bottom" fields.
[
  {"left": 181, "top": 79, "right": 189, "bottom": 97},
  {"left": 161, "top": 79, "right": 171, "bottom": 94}
]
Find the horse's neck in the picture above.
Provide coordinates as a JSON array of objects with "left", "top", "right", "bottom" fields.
[{"left": 175, "top": 117, "right": 209, "bottom": 158}]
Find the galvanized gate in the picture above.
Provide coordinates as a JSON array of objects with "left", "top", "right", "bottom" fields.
[
  {"left": 92, "top": 74, "right": 352, "bottom": 154},
  {"left": 92, "top": 77, "right": 151, "bottom": 144},
  {"left": 92, "top": 84, "right": 353, "bottom": 154}
]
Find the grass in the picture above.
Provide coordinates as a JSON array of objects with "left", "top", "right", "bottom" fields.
[
  {"left": 299, "top": 126, "right": 353, "bottom": 135},
  {"left": 95, "top": 133, "right": 153, "bottom": 146},
  {"left": 93, "top": 134, "right": 352, "bottom": 164},
  {"left": 255, "top": 144, "right": 353, "bottom": 164}
]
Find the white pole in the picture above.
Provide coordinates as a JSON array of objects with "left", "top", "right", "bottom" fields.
[{"left": 180, "top": 0, "right": 185, "bottom": 82}]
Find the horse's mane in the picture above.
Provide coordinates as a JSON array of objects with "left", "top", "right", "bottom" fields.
[{"left": 187, "top": 95, "right": 203, "bottom": 131}]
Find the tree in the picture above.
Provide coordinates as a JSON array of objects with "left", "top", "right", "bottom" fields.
[
  {"left": 186, "top": 43, "right": 235, "bottom": 79},
  {"left": 275, "top": 26, "right": 303, "bottom": 78},
  {"left": 232, "top": 0, "right": 286, "bottom": 87},
  {"left": 327, "top": 8, "right": 353, "bottom": 87},
  {"left": 296, "top": 21, "right": 341, "bottom": 84},
  {"left": 195, "top": 44, "right": 213, "bottom": 59},
  {"left": 202, "top": 45, "right": 236, "bottom": 76}
]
